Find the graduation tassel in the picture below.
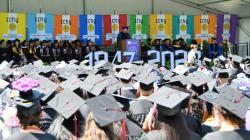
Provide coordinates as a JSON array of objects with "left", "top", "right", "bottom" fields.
[
  {"left": 121, "top": 119, "right": 126, "bottom": 140},
  {"left": 73, "top": 113, "right": 78, "bottom": 140}
]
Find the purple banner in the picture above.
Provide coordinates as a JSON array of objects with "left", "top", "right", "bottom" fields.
[
  {"left": 217, "top": 14, "right": 237, "bottom": 45},
  {"left": 126, "top": 39, "right": 140, "bottom": 61}
]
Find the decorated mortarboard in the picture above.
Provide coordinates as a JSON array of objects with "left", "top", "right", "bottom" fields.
[
  {"left": 80, "top": 74, "right": 107, "bottom": 96},
  {"left": 48, "top": 89, "right": 85, "bottom": 119},
  {"left": 214, "top": 86, "right": 250, "bottom": 119},
  {"left": 173, "top": 65, "right": 190, "bottom": 75},
  {"left": 105, "top": 75, "right": 122, "bottom": 94},
  {"left": 115, "top": 69, "right": 134, "bottom": 80},
  {"left": 86, "top": 94, "right": 126, "bottom": 127},
  {"left": 186, "top": 71, "right": 213, "bottom": 87},
  {"left": 133, "top": 67, "right": 160, "bottom": 85},
  {"left": 93, "top": 60, "right": 108, "bottom": 69},
  {"left": 0, "top": 79, "right": 9, "bottom": 89},
  {"left": 0, "top": 67, "right": 13, "bottom": 77},
  {"left": 27, "top": 74, "right": 59, "bottom": 101},
  {"left": 145, "top": 86, "right": 189, "bottom": 116},
  {"left": 237, "top": 81, "right": 250, "bottom": 97},
  {"left": 1, "top": 78, "right": 42, "bottom": 108},
  {"left": 59, "top": 76, "right": 84, "bottom": 91},
  {"left": 198, "top": 91, "right": 218, "bottom": 104}
]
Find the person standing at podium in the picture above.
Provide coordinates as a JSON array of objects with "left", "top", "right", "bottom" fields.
[{"left": 117, "top": 26, "right": 131, "bottom": 42}]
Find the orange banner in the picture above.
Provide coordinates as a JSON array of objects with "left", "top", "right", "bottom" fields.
[
  {"left": 194, "top": 15, "right": 216, "bottom": 44},
  {"left": 54, "top": 15, "right": 78, "bottom": 41}
]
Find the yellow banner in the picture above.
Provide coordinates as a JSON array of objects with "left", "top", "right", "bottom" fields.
[
  {"left": 150, "top": 14, "right": 172, "bottom": 40},
  {"left": 0, "top": 12, "right": 26, "bottom": 41}
]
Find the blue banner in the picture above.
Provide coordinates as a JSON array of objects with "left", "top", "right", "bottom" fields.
[
  {"left": 79, "top": 15, "right": 103, "bottom": 45},
  {"left": 27, "top": 13, "right": 54, "bottom": 41}
]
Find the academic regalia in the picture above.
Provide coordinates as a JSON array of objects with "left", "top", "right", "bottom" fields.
[
  {"left": 0, "top": 47, "right": 10, "bottom": 63},
  {"left": 11, "top": 45, "right": 20, "bottom": 64},
  {"left": 117, "top": 85, "right": 137, "bottom": 99},
  {"left": 207, "top": 43, "right": 222, "bottom": 59},
  {"left": 201, "top": 124, "right": 219, "bottom": 137},
  {"left": 41, "top": 46, "right": 51, "bottom": 63},
  {"left": 202, "top": 129, "right": 250, "bottom": 140},
  {"left": 140, "top": 86, "right": 201, "bottom": 140},
  {"left": 185, "top": 114, "right": 202, "bottom": 136},
  {"left": 128, "top": 99, "right": 153, "bottom": 127}
]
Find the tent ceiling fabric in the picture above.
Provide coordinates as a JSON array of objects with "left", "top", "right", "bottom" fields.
[{"left": 172, "top": 0, "right": 250, "bottom": 19}]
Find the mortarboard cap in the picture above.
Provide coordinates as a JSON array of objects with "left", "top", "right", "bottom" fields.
[
  {"left": 214, "top": 86, "right": 250, "bottom": 119},
  {"left": 115, "top": 69, "right": 133, "bottom": 80},
  {"left": 187, "top": 71, "right": 213, "bottom": 87},
  {"left": 1, "top": 88, "right": 43, "bottom": 108},
  {"left": 168, "top": 74, "right": 190, "bottom": 85},
  {"left": 112, "top": 94, "right": 133, "bottom": 111},
  {"left": 232, "top": 55, "right": 243, "bottom": 63},
  {"left": 173, "top": 65, "right": 190, "bottom": 75},
  {"left": 27, "top": 74, "right": 59, "bottom": 101},
  {"left": 134, "top": 71, "right": 160, "bottom": 85},
  {"left": 81, "top": 74, "right": 107, "bottom": 96},
  {"left": 198, "top": 91, "right": 218, "bottom": 104},
  {"left": 68, "top": 59, "right": 79, "bottom": 64},
  {"left": 146, "top": 86, "right": 189, "bottom": 116},
  {"left": 0, "top": 79, "right": 9, "bottom": 90},
  {"left": 48, "top": 89, "right": 85, "bottom": 119},
  {"left": 59, "top": 76, "right": 83, "bottom": 91},
  {"left": 86, "top": 94, "right": 126, "bottom": 127}
]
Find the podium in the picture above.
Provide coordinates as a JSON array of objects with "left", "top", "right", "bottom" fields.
[{"left": 118, "top": 39, "right": 141, "bottom": 61}]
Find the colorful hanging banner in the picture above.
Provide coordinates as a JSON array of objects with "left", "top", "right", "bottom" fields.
[
  {"left": 103, "top": 14, "right": 127, "bottom": 45},
  {"left": 54, "top": 15, "right": 78, "bottom": 41},
  {"left": 129, "top": 15, "right": 149, "bottom": 40},
  {"left": 217, "top": 14, "right": 237, "bottom": 44},
  {"left": 172, "top": 15, "right": 194, "bottom": 42},
  {"left": 0, "top": 12, "right": 26, "bottom": 41},
  {"left": 194, "top": 15, "right": 216, "bottom": 43},
  {"left": 79, "top": 15, "right": 103, "bottom": 45},
  {"left": 150, "top": 14, "right": 172, "bottom": 40},
  {"left": 27, "top": 13, "right": 54, "bottom": 41}
]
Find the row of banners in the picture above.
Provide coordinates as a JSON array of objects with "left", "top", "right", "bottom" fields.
[{"left": 0, "top": 12, "right": 237, "bottom": 45}]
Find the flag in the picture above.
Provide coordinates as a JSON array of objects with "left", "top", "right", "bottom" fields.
[
  {"left": 172, "top": 15, "right": 194, "bottom": 43},
  {"left": 129, "top": 15, "right": 149, "bottom": 40},
  {"left": 150, "top": 14, "right": 172, "bottom": 40},
  {"left": 217, "top": 14, "right": 237, "bottom": 44},
  {"left": 79, "top": 15, "right": 103, "bottom": 45},
  {"left": 194, "top": 15, "right": 216, "bottom": 43},
  {"left": 27, "top": 13, "right": 54, "bottom": 41},
  {"left": 0, "top": 12, "right": 26, "bottom": 41},
  {"left": 103, "top": 14, "right": 127, "bottom": 45},
  {"left": 54, "top": 15, "right": 78, "bottom": 41}
]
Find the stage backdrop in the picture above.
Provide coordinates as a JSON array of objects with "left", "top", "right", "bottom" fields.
[
  {"left": 0, "top": 12, "right": 26, "bottom": 41},
  {"left": 79, "top": 15, "right": 103, "bottom": 45},
  {"left": 27, "top": 13, "right": 54, "bottom": 41},
  {"left": 217, "top": 14, "right": 237, "bottom": 45},
  {"left": 129, "top": 15, "right": 149, "bottom": 40},
  {"left": 103, "top": 14, "right": 127, "bottom": 45},
  {"left": 194, "top": 15, "right": 216, "bottom": 44},
  {"left": 172, "top": 15, "right": 194, "bottom": 43},
  {"left": 150, "top": 14, "right": 172, "bottom": 40},
  {"left": 54, "top": 15, "right": 78, "bottom": 41}
]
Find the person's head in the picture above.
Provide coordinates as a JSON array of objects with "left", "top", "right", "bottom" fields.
[
  {"left": 178, "top": 38, "right": 185, "bottom": 46},
  {"left": 147, "top": 38, "right": 152, "bottom": 45},
  {"left": 214, "top": 106, "right": 244, "bottom": 127},
  {"left": 42, "top": 41, "right": 47, "bottom": 46},
  {"left": 15, "top": 39, "right": 20, "bottom": 46},
  {"left": 154, "top": 39, "right": 161, "bottom": 45},
  {"left": 29, "top": 40, "right": 34, "bottom": 47},
  {"left": 122, "top": 26, "right": 128, "bottom": 33},
  {"left": 16, "top": 102, "right": 42, "bottom": 129},
  {"left": 139, "top": 82, "right": 154, "bottom": 96},
  {"left": 173, "top": 39, "right": 179, "bottom": 46},
  {"left": 211, "top": 37, "right": 217, "bottom": 44},
  {"left": 83, "top": 112, "right": 120, "bottom": 140},
  {"left": 217, "top": 73, "right": 229, "bottom": 85},
  {"left": 120, "top": 78, "right": 132, "bottom": 84}
]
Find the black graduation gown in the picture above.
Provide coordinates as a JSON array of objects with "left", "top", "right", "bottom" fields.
[
  {"left": 185, "top": 115, "right": 202, "bottom": 136},
  {"left": 202, "top": 128, "right": 250, "bottom": 140},
  {"left": 128, "top": 99, "right": 153, "bottom": 127},
  {"left": 0, "top": 47, "right": 10, "bottom": 62},
  {"left": 201, "top": 124, "right": 219, "bottom": 137}
]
